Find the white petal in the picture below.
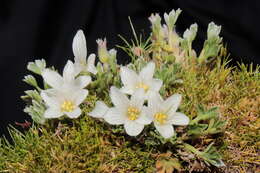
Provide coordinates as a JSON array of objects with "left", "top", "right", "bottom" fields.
[
  {"left": 148, "top": 92, "right": 163, "bottom": 115},
  {"left": 124, "top": 120, "right": 144, "bottom": 136},
  {"left": 140, "top": 62, "right": 155, "bottom": 80},
  {"left": 89, "top": 101, "right": 109, "bottom": 118},
  {"left": 120, "top": 86, "right": 134, "bottom": 95},
  {"left": 135, "top": 107, "right": 152, "bottom": 125},
  {"left": 164, "top": 94, "right": 182, "bottom": 114},
  {"left": 73, "top": 30, "right": 87, "bottom": 59},
  {"left": 42, "top": 69, "right": 63, "bottom": 89},
  {"left": 120, "top": 67, "right": 138, "bottom": 88},
  {"left": 149, "top": 79, "right": 163, "bottom": 92},
  {"left": 41, "top": 90, "right": 59, "bottom": 107},
  {"left": 168, "top": 112, "right": 189, "bottom": 125},
  {"left": 63, "top": 60, "right": 77, "bottom": 82},
  {"left": 87, "top": 54, "right": 97, "bottom": 74},
  {"left": 41, "top": 88, "right": 58, "bottom": 95},
  {"left": 104, "top": 107, "right": 125, "bottom": 125},
  {"left": 44, "top": 108, "right": 63, "bottom": 119},
  {"left": 130, "top": 88, "right": 145, "bottom": 109},
  {"left": 155, "top": 124, "right": 174, "bottom": 139},
  {"left": 75, "top": 75, "right": 91, "bottom": 89},
  {"left": 145, "top": 90, "right": 158, "bottom": 101},
  {"left": 65, "top": 107, "right": 81, "bottom": 119},
  {"left": 110, "top": 86, "right": 129, "bottom": 108},
  {"left": 73, "top": 89, "right": 88, "bottom": 105},
  {"left": 73, "top": 62, "right": 84, "bottom": 75}
]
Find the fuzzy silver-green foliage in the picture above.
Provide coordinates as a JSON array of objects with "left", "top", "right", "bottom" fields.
[{"left": 1, "top": 9, "right": 260, "bottom": 173}]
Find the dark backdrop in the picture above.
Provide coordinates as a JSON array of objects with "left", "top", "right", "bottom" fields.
[{"left": 0, "top": 0, "right": 259, "bottom": 136}]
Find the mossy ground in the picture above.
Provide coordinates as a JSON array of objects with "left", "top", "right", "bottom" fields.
[{"left": 1, "top": 58, "right": 259, "bottom": 172}]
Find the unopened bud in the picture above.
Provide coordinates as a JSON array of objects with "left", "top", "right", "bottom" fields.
[{"left": 96, "top": 38, "right": 109, "bottom": 63}]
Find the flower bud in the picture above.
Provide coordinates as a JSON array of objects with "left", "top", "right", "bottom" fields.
[{"left": 96, "top": 38, "right": 109, "bottom": 63}]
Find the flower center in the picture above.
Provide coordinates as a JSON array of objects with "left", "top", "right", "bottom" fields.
[
  {"left": 154, "top": 112, "right": 168, "bottom": 125},
  {"left": 136, "top": 83, "right": 149, "bottom": 92},
  {"left": 127, "top": 106, "right": 140, "bottom": 121},
  {"left": 61, "top": 100, "right": 75, "bottom": 112},
  {"left": 80, "top": 60, "right": 86, "bottom": 66}
]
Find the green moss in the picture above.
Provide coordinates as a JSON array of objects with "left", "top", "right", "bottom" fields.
[
  {"left": 1, "top": 116, "right": 155, "bottom": 172},
  {"left": 1, "top": 59, "right": 259, "bottom": 172},
  {"left": 1, "top": 10, "right": 260, "bottom": 172}
]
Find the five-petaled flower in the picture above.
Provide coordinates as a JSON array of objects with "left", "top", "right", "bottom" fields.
[
  {"left": 73, "top": 30, "right": 97, "bottom": 75},
  {"left": 41, "top": 88, "right": 88, "bottom": 119},
  {"left": 147, "top": 92, "right": 189, "bottom": 138},
  {"left": 103, "top": 87, "right": 151, "bottom": 136},
  {"left": 120, "top": 62, "right": 162, "bottom": 99},
  {"left": 41, "top": 60, "right": 91, "bottom": 119}
]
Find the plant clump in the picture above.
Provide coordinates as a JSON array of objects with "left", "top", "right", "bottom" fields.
[{"left": 1, "top": 9, "right": 259, "bottom": 173}]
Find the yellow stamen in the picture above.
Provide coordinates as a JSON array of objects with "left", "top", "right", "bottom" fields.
[
  {"left": 136, "top": 83, "right": 149, "bottom": 92},
  {"left": 127, "top": 106, "right": 140, "bottom": 121},
  {"left": 154, "top": 112, "right": 168, "bottom": 125},
  {"left": 61, "top": 100, "right": 75, "bottom": 112}
]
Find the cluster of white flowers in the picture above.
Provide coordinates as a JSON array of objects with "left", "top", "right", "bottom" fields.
[
  {"left": 89, "top": 61, "right": 189, "bottom": 139},
  {"left": 38, "top": 29, "right": 189, "bottom": 139},
  {"left": 40, "top": 30, "right": 99, "bottom": 119}
]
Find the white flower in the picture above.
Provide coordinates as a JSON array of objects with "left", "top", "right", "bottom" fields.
[
  {"left": 89, "top": 101, "right": 109, "bottom": 118},
  {"left": 41, "top": 88, "right": 88, "bottom": 119},
  {"left": 104, "top": 87, "right": 151, "bottom": 136},
  {"left": 73, "top": 29, "right": 97, "bottom": 75},
  {"left": 40, "top": 60, "right": 92, "bottom": 119},
  {"left": 42, "top": 60, "right": 91, "bottom": 91},
  {"left": 147, "top": 92, "right": 189, "bottom": 138},
  {"left": 120, "top": 62, "right": 162, "bottom": 99}
]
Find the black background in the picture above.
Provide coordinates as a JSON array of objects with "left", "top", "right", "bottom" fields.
[{"left": 0, "top": 0, "right": 259, "bottom": 136}]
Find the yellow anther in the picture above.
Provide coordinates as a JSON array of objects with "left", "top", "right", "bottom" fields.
[
  {"left": 136, "top": 83, "right": 149, "bottom": 92},
  {"left": 154, "top": 112, "right": 168, "bottom": 125},
  {"left": 61, "top": 100, "right": 75, "bottom": 112},
  {"left": 127, "top": 106, "right": 140, "bottom": 121}
]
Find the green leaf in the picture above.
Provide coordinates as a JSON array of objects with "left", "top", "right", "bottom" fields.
[
  {"left": 201, "top": 143, "right": 226, "bottom": 167},
  {"left": 184, "top": 143, "right": 225, "bottom": 168},
  {"left": 187, "top": 124, "right": 208, "bottom": 135},
  {"left": 24, "top": 100, "right": 46, "bottom": 124},
  {"left": 24, "top": 90, "right": 42, "bottom": 102},
  {"left": 190, "top": 105, "right": 219, "bottom": 125},
  {"left": 205, "top": 118, "right": 227, "bottom": 134}
]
